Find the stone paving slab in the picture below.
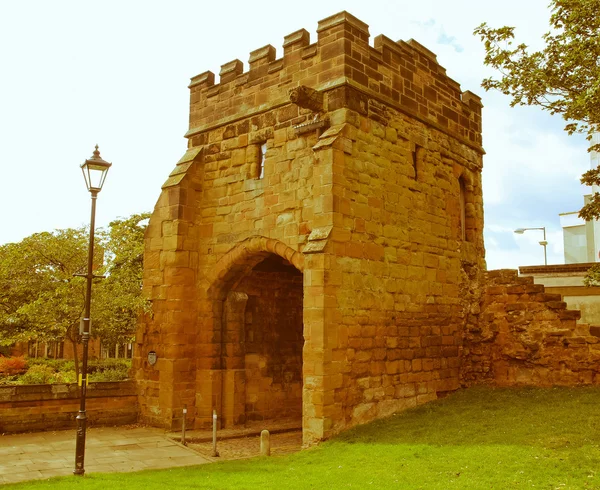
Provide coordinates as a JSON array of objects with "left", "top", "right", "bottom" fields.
[{"left": 0, "top": 426, "right": 210, "bottom": 485}]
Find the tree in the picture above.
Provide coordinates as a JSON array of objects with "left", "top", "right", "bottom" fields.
[
  {"left": 0, "top": 213, "right": 150, "bottom": 374},
  {"left": 92, "top": 213, "right": 151, "bottom": 345},
  {"left": 475, "top": 0, "right": 600, "bottom": 141},
  {"left": 0, "top": 228, "right": 91, "bottom": 374},
  {"left": 475, "top": 0, "right": 600, "bottom": 282}
]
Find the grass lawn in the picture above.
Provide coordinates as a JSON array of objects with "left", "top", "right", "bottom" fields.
[{"left": 7, "top": 386, "right": 600, "bottom": 489}]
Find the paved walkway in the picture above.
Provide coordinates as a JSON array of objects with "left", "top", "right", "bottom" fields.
[{"left": 0, "top": 426, "right": 210, "bottom": 485}]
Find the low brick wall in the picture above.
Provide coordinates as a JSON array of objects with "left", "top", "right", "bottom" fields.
[{"left": 0, "top": 381, "right": 138, "bottom": 434}]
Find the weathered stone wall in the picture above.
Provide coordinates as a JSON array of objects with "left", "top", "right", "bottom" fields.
[
  {"left": 0, "top": 381, "right": 138, "bottom": 434},
  {"left": 324, "top": 101, "right": 484, "bottom": 433},
  {"left": 463, "top": 270, "right": 600, "bottom": 386},
  {"left": 134, "top": 11, "right": 485, "bottom": 444}
]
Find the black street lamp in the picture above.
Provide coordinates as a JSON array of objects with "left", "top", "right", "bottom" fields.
[{"left": 74, "top": 145, "right": 111, "bottom": 476}]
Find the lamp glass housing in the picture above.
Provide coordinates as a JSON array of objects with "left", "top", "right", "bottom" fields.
[{"left": 80, "top": 147, "right": 111, "bottom": 192}]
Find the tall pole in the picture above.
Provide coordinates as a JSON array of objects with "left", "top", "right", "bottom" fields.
[
  {"left": 74, "top": 189, "right": 98, "bottom": 476},
  {"left": 514, "top": 227, "right": 548, "bottom": 266},
  {"left": 542, "top": 227, "right": 548, "bottom": 266}
]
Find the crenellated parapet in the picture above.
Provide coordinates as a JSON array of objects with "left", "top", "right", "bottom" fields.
[{"left": 186, "top": 11, "right": 483, "bottom": 152}]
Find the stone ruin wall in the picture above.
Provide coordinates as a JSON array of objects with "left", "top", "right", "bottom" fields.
[{"left": 463, "top": 269, "right": 600, "bottom": 386}]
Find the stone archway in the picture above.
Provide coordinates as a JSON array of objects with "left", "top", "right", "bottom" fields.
[{"left": 195, "top": 237, "right": 305, "bottom": 430}]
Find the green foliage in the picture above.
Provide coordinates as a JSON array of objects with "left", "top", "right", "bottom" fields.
[
  {"left": 27, "top": 357, "right": 75, "bottom": 372},
  {"left": 583, "top": 263, "right": 600, "bottom": 286},
  {"left": 474, "top": 0, "right": 600, "bottom": 142},
  {"left": 88, "top": 358, "right": 131, "bottom": 381},
  {"left": 16, "top": 364, "right": 76, "bottom": 385},
  {"left": 475, "top": 0, "right": 600, "bottom": 222},
  {"left": 0, "top": 356, "right": 27, "bottom": 375},
  {"left": 87, "top": 358, "right": 131, "bottom": 374},
  {"left": 0, "top": 228, "right": 91, "bottom": 349},
  {"left": 92, "top": 213, "right": 151, "bottom": 345},
  {"left": 0, "top": 212, "right": 150, "bottom": 375},
  {"left": 14, "top": 364, "right": 54, "bottom": 384},
  {"left": 5, "top": 386, "right": 600, "bottom": 489},
  {"left": 88, "top": 366, "right": 129, "bottom": 382},
  {"left": 0, "top": 357, "right": 129, "bottom": 385}
]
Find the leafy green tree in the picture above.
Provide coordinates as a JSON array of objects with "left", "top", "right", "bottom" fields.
[
  {"left": 0, "top": 228, "right": 90, "bottom": 373},
  {"left": 474, "top": 0, "right": 600, "bottom": 148},
  {"left": 0, "top": 213, "right": 150, "bottom": 374},
  {"left": 475, "top": 0, "right": 600, "bottom": 282},
  {"left": 93, "top": 213, "right": 151, "bottom": 345}
]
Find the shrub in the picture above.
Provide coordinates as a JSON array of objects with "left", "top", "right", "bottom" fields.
[
  {"left": 88, "top": 358, "right": 131, "bottom": 374},
  {"left": 0, "top": 356, "right": 28, "bottom": 375},
  {"left": 17, "top": 364, "right": 56, "bottom": 384},
  {"left": 53, "top": 370, "right": 76, "bottom": 384},
  {"left": 89, "top": 365, "right": 129, "bottom": 382},
  {"left": 2, "top": 357, "right": 131, "bottom": 384},
  {"left": 28, "top": 358, "right": 75, "bottom": 372},
  {"left": 17, "top": 364, "right": 77, "bottom": 384}
]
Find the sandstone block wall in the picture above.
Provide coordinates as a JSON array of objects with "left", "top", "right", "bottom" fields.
[
  {"left": 0, "top": 381, "right": 138, "bottom": 434},
  {"left": 327, "top": 105, "right": 484, "bottom": 432},
  {"left": 463, "top": 269, "right": 600, "bottom": 386},
  {"left": 134, "top": 11, "right": 485, "bottom": 444}
]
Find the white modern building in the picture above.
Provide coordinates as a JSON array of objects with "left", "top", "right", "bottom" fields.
[{"left": 559, "top": 132, "right": 600, "bottom": 263}]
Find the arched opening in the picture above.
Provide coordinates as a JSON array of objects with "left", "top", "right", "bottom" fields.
[
  {"left": 198, "top": 239, "right": 305, "bottom": 431},
  {"left": 235, "top": 255, "right": 303, "bottom": 423}
]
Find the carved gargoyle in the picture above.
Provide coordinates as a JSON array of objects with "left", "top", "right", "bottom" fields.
[{"left": 289, "top": 86, "right": 323, "bottom": 113}]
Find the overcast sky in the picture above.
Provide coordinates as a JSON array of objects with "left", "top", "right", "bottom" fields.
[{"left": 0, "top": 0, "right": 590, "bottom": 270}]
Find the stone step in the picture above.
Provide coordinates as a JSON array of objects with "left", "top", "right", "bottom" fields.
[
  {"left": 574, "top": 322, "right": 591, "bottom": 336},
  {"left": 565, "top": 336, "right": 599, "bottom": 346},
  {"left": 558, "top": 309, "right": 582, "bottom": 321},
  {"left": 540, "top": 293, "right": 563, "bottom": 303}
]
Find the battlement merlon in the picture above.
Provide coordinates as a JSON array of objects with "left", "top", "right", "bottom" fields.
[{"left": 186, "top": 11, "right": 484, "bottom": 153}]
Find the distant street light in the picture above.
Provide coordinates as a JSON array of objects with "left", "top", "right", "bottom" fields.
[
  {"left": 74, "top": 145, "right": 111, "bottom": 476},
  {"left": 514, "top": 226, "right": 547, "bottom": 266}
]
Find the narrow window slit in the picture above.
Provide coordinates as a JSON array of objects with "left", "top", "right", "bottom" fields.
[
  {"left": 459, "top": 177, "right": 467, "bottom": 241},
  {"left": 258, "top": 143, "right": 267, "bottom": 179}
]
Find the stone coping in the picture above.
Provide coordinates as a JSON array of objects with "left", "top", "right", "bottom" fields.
[{"left": 519, "top": 263, "right": 597, "bottom": 275}]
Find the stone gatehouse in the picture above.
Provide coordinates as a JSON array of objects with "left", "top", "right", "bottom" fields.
[{"left": 133, "top": 11, "right": 600, "bottom": 445}]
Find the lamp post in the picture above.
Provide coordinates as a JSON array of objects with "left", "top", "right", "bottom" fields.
[
  {"left": 514, "top": 226, "right": 547, "bottom": 266},
  {"left": 74, "top": 145, "right": 111, "bottom": 476}
]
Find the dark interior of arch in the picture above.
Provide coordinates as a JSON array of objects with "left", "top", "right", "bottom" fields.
[{"left": 229, "top": 253, "right": 304, "bottom": 423}]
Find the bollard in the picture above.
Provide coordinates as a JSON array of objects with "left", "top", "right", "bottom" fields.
[
  {"left": 260, "top": 429, "right": 271, "bottom": 456},
  {"left": 181, "top": 405, "right": 187, "bottom": 446},
  {"left": 212, "top": 410, "right": 219, "bottom": 457}
]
